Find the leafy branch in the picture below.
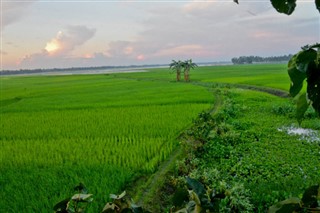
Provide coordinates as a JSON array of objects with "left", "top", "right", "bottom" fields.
[
  {"left": 235, "top": 0, "right": 320, "bottom": 15},
  {"left": 288, "top": 43, "right": 320, "bottom": 124},
  {"left": 54, "top": 184, "right": 150, "bottom": 213}
]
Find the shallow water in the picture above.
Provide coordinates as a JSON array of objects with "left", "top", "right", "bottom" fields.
[
  {"left": 278, "top": 125, "right": 320, "bottom": 143},
  {"left": 7, "top": 68, "right": 149, "bottom": 76}
]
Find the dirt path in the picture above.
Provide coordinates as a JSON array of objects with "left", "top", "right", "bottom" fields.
[
  {"left": 135, "top": 147, "right": 183, "bottom": 206},
  {"left": 133, "top": 82, "right": 220, "bottom": 209}
]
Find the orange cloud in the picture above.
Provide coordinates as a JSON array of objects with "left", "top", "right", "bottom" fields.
[
  {"left": 17, "top": 25, "right": 96, "bottom": 69},
  {"left": 42, "top": 26, "right": 96, "bottom": 56}
]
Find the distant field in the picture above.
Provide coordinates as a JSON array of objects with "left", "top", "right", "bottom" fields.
[
  {"left": 195, "top": 64, "right": 290, "bottom": 90},
  {"left": 116, "top": 63, "right": 290, "bottom": 90},
  {"left": 0, "top": 63, "right": 304, "bottom": 212}
]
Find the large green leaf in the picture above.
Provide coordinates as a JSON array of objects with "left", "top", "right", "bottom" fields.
[
  {"left": 71, "top": 193, "right": 93, "bottom": 202},
  {"left": 288, "top": 54, "right": 306, "bottom": 97},
  {"left": 174, "top": 208, "right": 187, "bottom": 213},
  {"left": 288, "top": 49, "right": 317, "bottom": 97},
  {"left": 110, "top": 191, "right": 126, "bottom": 200},
  {"left": 296, "top": 49, "right": 317, "bottom": 72},
  {"left": 301, "top": 185, "right": 320, "bottom": 208},
  {"left": 186, "top": 201, "right": 201, "bottom": 213},
  {"left": 74, "top": 183, "right": 87, "bottom": 194},
  {"left": 186, "top": 177, "right": 206, "bottom": 199},
  {"left": 268, "top": 197, "right": 301, "bottom": 213},
  {"left": 131, "top": 206, "right": 144, "bottom": 213},
  {"left": 53, "top": 197, "right": 71, "bottom": 213},
  {"left": 296, "top": 93, "right": 309, "bottom": 125},
  {"left": 186, "top": 178, "right": 206, "bottom": 206},
  {"left": 186, "top": 177, "right": 214, "bottom": 211},
  {"left": 121, "top": 208, "right": 134, "bottom": 213},
  {"left": 271, "top": 0, "right": 297, "bottom": 15},
  {"left": 306, "top": 62, "right": 320, "bottom": 115},
  {"left": 101, "top": 202, "right": 117, "bottom": 213},
  {"left": 316, "top": 0, "right": 320, "bottom": 13}
]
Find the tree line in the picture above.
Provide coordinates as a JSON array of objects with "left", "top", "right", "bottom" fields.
[{"left": 231, "top": 55, "right": 293, "bottom": 64}]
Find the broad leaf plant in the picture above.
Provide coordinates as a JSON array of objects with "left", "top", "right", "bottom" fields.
[{"left": 288, "top": 44, "right": 320, "bottom": 124}]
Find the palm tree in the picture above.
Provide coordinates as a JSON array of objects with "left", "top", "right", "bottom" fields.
[
  {"left": 169, "top": 60, "right": 184, "bottom": 81},
  {"left": 183, "top": 59, "right": 197, "bottom": 82}
]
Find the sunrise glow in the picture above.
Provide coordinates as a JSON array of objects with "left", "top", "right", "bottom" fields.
[{"left": 45, "top": 39, "right": 60, "bottom": 53}]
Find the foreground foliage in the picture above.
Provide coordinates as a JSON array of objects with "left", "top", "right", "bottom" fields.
[
  {"left": 171, "top": 86, "right": 320, "bottom": 212},
  {"left": 54, "top": 183, "right": 151, "bottom": 213},
  {"left": 268, "top": 184, "right": 320, "bottom": 213},
  {"left": 54, "top": 183, "right": 93, "bottom": 213},
  {"left": 287, "top": 43, "right": 320, "bottom": 124},
  {"left": 235, "top": 0, "right": 320, "bottom": 15}
]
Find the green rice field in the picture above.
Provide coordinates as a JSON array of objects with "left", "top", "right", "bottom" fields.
[
  {"left": 0, "top": 63, "right": 317, "bottom": 212},
  {"left": 0, "top": 72, "right": 213, "bottom": 212}
]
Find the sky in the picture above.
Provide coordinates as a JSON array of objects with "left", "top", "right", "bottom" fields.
[{"left": 1, "top": 0, "right": 319, "bottom": 70}]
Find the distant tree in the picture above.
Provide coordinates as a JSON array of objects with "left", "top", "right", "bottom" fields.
[
  {"left": 169, "top": 60, "right": 184, "bottom": 81},
  {"left": 231, "top": 57, "right": 238, "bottom": 64},
  {"left": 183, "top": 59, "right": 197, "bottom": 82},
  {"left": 231, "top": 55, "right": 293, "bottom": 64}
]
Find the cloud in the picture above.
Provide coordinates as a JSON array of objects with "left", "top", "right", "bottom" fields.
[
  {"left": 105, "top": 40, "right": 149, "bottom": 64},
  {"left": 182, "top": 0, "right": 217, "bottom": 14},
  {"left": 153, "top": 44, "right": 213, "bottom": 58},
  {"left": 103, "top": 2, "right": 243, "bottom": 63},
  {"left": 18, "top": 25, "right": 96, "bottom": 69},
  {"left": 107, "top": 41, "right": 135, "bottom": 58},
  {"left": 2, "top": 0, "right": 38, "bottom": 29},
  {"left": 44, "top": 25, "right": 96, "bottom": 56},
  {"left": 1, "top": 50, "right": 8, "bottom": 55},
  {"left": 104, "top": 1, "right": 319, "bottom": 63},
  {"left": 9, "top": 1, "right": 320, "bottom": 69}
]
